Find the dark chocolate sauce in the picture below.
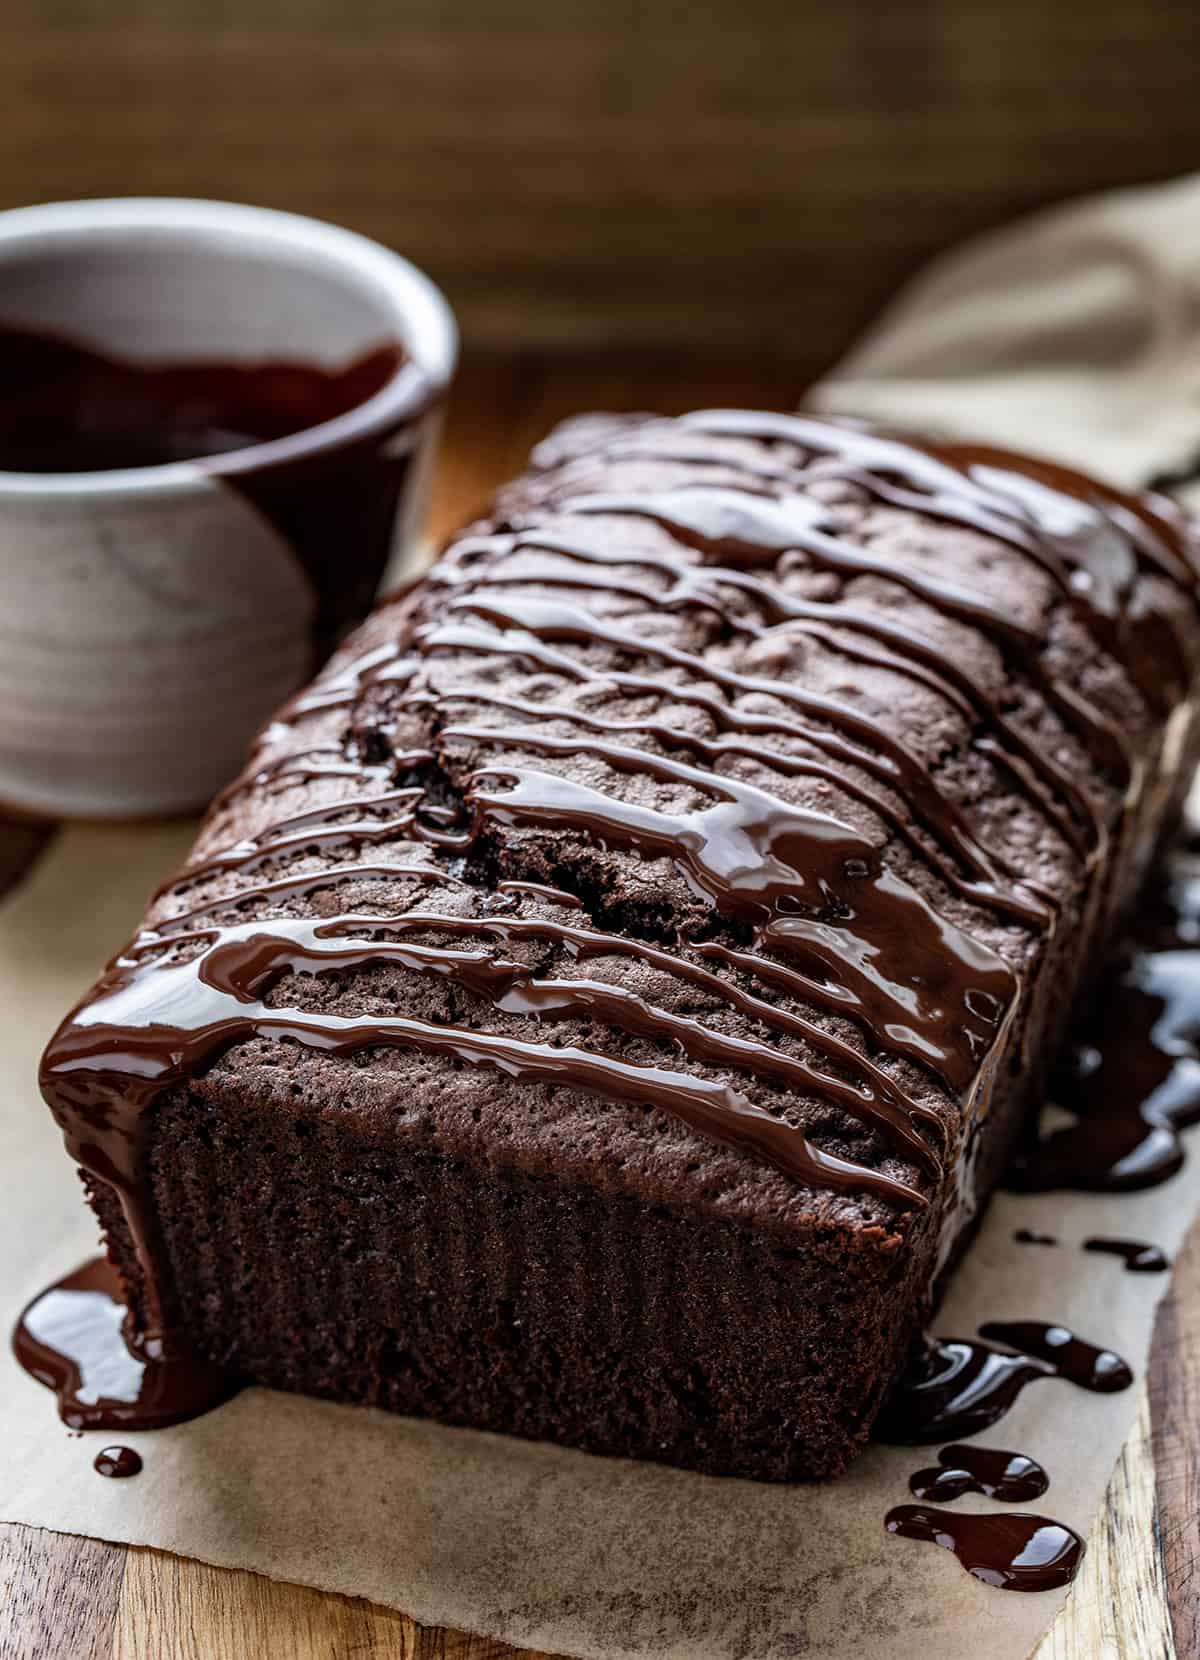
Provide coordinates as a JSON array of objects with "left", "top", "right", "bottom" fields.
[
  {"left": 683, "top": 413, "right": 1196, "bottom": 713},
  {"left": 12, "top": 1257, "right": 237, "bottom": 1429},
  {"left": 1010, "top": 844, "right": 1200, "bottom": 1193},
  {"left": 486, "top": 527, "right": 1099, "bottom": 859},
  {"left": 438, "top": 594, "right": 1052, "bottom": 933},
  {"left": 1014, "top": 1229, "right": 1058, "bottom": 1246},
  {"left": 496, "top": 879, "right": 584, "bottom": 909},
  {"left": 1083, "top": 1237, "right": 1170, "bottom": 1274},
  {"left": 94, "top": 1445, "right": 143, "bottom": 1479},
  {"left": 885, "top": 1505, "right": 1085, "bottom": 1592},
  {"left": 0, "top": 324, "right": 401, "bottom": 472},
  {"left": 978, "top": 1321, "right": 1134, "bottom": 1391},
  {"left": 0, "top": 323, "right": 424, "bottom": 661},
  {"left": 876, "top": 1337, "right": 1051, "bottom": 1443},
  {"left": 457, "top": 723, "right": 1017, "bottom": 1093},
  {"left": 908, "top": 1443, "right": 1048, "bottom": 1503},
  {"left": 877, "top": 1321, "right": 1133, "bottom": 1443},
  {"left": 27, "top": 411, "right": 1199, "bottom": 1426}
]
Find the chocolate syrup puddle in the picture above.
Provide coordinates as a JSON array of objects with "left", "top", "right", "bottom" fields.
[
  {"left": 94, "top": 1445, "right": 143, "bottom": 1479},
  {"left": 876, "top": 825, "right": 1195, "bottom": 1583},
  {"left": 876, "top": 1338, "right": 1050, "bottom": 1443},
  {"left": 876, "top": 1321, "right": 1133, "bottom": 1443},
  {"left": 1010, "top": 845, "right": 1200, "bottom": 1192},
  {"left": 909, "top": 1444, "right": 1049, "bottom": 1503},
  {"left": 982, "top": 1321, "right": 1128, "bottom": 1387},
  {"left": 884, "top": 1505, "right": 1085, "bottom": 1592},
  {"left": 976, "top": 1321, "right": 1133, "bottom": 1392},
  {"left": 12, "top": 1257, "right": 238, "bottom": 1430},
  {"left": 1083, "top": 1237, "right": 1170, "bottom": 1274}
]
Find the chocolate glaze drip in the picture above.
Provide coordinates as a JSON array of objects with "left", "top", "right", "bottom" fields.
[
  {"left": 12, "top": 1257, "right": 237, "bottom": 1429},
  {"left": 435, "top": 595, "right": 1052, "bottom": 931},
  {"left": 884, "top": 1505, "right": 1085, "bottom": 1592},
  {"left": 212, "top": 350, "right": 422, "bottom": 662},
  {"left": 1014, "top": 1229, "right": 1058, "bottom": 1246},
  {"left": 0, "top": 323, "right": 425, "bottom": 663},
  {"left": 877, "top": 1320, "right": 1133, "bottom": 1443},
  {"left": 1083, "top": 1237, "right": 1170, "bottom": 1273},
  {"left": 32, "top": 411, "right": 1200, "bottom": 1408},
  {"left": 876, "top": 1337, "right": 1051, "bottom": 1443},
  {"left": 908, "top": 1443, "right": 1049, "bottom": 1503},
  {"left": 977, "top": 1321, "right": 1134, "bottom": 1391},
  {"left": 423, "top": 629, "right": 1011, "bottom": 1085},
  {"left": 1010, "top": 843, "right": 1200, "bottom": 1192},
  {"left": 94, "top": 1445, "right": 143, "bottom": 1479}
]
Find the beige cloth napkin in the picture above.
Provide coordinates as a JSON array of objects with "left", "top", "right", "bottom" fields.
[
  {"left": 813, "top": 170, "right": 1200, "bottom": 500},
  {"left": 6, "top": 175, "right": 1200, "bottom": 1660}
]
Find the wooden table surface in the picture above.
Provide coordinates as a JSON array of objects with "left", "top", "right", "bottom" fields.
[{"left": 1, "top": 353, "right": 1195, "bottom": 1660}]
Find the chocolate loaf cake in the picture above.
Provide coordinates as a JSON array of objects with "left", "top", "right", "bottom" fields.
[{"left": 40, "top": 412, "right": 1200, "bottom": 1480}]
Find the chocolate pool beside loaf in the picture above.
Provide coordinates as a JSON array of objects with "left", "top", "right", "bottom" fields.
[{"left": 39, "top": 411, "right": 1200, "bottom": 1480}]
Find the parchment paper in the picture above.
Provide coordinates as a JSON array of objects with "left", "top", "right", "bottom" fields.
[{"left": 7, "top": 171, "right": 1200, "bottom": 1659}]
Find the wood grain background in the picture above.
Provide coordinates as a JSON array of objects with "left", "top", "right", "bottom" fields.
[{"left": 4, "top": 0, "right": 1200, "bottom": 355}]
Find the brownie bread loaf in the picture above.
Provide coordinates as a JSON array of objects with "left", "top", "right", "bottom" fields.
[{"left": 41, "top": 412, "right": 1200, "bottom": 1480}]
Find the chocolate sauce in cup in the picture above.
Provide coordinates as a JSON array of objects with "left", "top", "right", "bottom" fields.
[{"left": 0, "top": 199, "right": 457, "bottom": 817}]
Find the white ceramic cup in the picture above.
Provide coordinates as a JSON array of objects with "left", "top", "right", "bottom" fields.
[{"left": 0, "top": 198, "right": 457, "bottom": 818}]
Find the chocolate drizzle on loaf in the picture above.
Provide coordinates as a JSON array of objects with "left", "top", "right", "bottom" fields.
[{"left": 37, "top": 411, "right": 1200, "bottom": 1392}]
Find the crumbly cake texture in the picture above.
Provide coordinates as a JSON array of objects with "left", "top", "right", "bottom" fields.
[{"left": 52, "top": 412, "right": 1200, "bottom": 1480}]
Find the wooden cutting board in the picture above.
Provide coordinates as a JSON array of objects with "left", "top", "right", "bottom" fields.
[{"left": 1, "top": 353, "right": 1195, "bottom": 1660}]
